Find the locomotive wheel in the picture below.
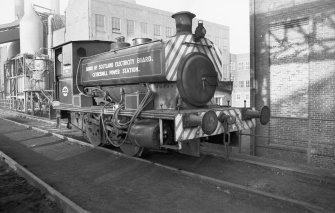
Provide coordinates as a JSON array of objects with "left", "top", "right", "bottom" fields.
[
  {"left": 84, "top": 114, "right": 104, "bottom": 147},
  {"left": 119, "top": 140, "right": 144, "bottom": 157}
]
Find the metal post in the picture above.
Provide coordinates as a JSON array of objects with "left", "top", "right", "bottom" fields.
[
  {"left": 30, "top": 92, "right": 34, "bottom": 116},
  {"left": 238, "top": 130, "right": 242, "bottom": 153},
  {"left": 251, "top": 128, "right": 256, "bottom": 155},
  {"left": 24, "top": 92, "right": 27, "bottom": 113}
]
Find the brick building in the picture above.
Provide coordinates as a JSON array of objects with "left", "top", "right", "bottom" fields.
[
  {"left": 53, "top": 0, "right": 230, "bottom": 80},
  {"left": 250, "top": 0, "right": 335, "bottom": 168},
  {"left": 230, "top": 53, "right": 251, "bottom": 107}
]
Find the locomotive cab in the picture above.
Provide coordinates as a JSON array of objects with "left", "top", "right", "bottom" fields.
[{"left": 53, "top": 40, "right": 112, "bottom": 107}]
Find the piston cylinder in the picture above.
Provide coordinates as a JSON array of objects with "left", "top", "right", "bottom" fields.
[{"left": 128, "top": 119, "right": 160, "bottom": 149}]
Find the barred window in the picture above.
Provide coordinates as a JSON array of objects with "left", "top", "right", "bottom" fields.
[
  {"left": 112, "top": 17, "right": 121, "bottom": 33},
  {"left": 95, "top": 14, "right": 104, "bottom": 28},
  {"left": 246, "top": 80, "right": 250, "bottom": 87},
  {"left": 127, "top": 19, "right": 135, "bottom": 36},
  {"left": 154, "top": 24, "right": 161, "bottom": 36},
  {"left": 166, "top": 27, "right": 172, "bottom": 37},
  {"left": 140, "top": 22, "right": 147, "bottom": 34}
]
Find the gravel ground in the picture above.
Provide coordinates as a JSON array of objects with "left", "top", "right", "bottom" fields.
[{"left": 0, "top": 161, "right": 63, "bottom": 213}]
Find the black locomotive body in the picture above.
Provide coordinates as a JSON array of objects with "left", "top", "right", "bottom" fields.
[{"left": 52, "top": 11, "right": 270, "bottom": 156}]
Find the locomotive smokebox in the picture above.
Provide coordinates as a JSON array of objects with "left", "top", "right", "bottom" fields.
[{"left": 172, "top": 11, "right": 196, "bottom": 35}]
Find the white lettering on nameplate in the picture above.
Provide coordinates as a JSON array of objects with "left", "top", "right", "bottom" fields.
[{"left": 82, "top": 50, "right": 161, "bottom": 81}]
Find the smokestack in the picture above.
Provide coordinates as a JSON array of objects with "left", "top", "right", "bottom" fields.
[
  {"left": 14, "top": 0, "right": 24, "bottom": 19},
  {"left": 24, "top": 0, "right": 33, "bottom": 14},
  {"left": 51, "top": 0, "right": 60, "bottom": 15},
  {"left": 20, "top": 2, "right": 43, "bottom": 54},
  {"left": 171, "top": 11, "right": 196, "bottom": 35}
]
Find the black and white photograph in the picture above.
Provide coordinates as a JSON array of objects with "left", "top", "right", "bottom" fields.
[{"left": 0, "top": 0, "right": 334, "bottom": 212}]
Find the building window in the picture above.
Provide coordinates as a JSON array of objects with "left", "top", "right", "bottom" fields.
[
  {"left": 237, "top": 94, "right": 241, "bottom": 100},
  {"left": 230, "top": 62, "right": 236, "bottom": 71},
  {"left": 112, "top": 17, "right": 121, "bottom": 33},
  {"left": 127, "top": 19, "right": 135, "bottom": 36},
  {"left": 166, "top": 27, "right": 172, "bottom": 37},
  {"left": 245, "top": 94, "right": 249, "bottom": 100},
  {"left": 239, "top": 81, "right": 244, "bottom": 87},
  {"left": 238, "top": 62, "right": 244, "bottom": 70},
  {"left": 223, "top": 39, "right": 229, "bottom": 50},
  {"left": 95, "top": 14, "right": 105, "bottom": 28},
  {"left": 154, "top": 24, "right": 161, "bottom": 36},
  {"left": 246, "top": 80, "right": 250, "bottom": 87},
  {"left": 140, "top": 22, "right": 147, "bottom": 34},
  {"left": 245, "top": 61, "right": 250, "bottom": 70},
  {"left": 215, "top": 37, "right": 220, "bottom": 46},
  {"left": 215, "top": 97, "right": 222, "bottom": 105}
]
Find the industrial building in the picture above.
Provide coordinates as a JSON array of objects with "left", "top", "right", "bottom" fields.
[
  {"left": 0, "top": 0, "right": 232, "bottom": 114},
  {"left": 250, "top": 0, "right": 335, "bottom": 168},
  {"left": 0, "top": 0, "right": 64, "bottom": 117},
  {"left": 60, "top": 0, "right": 231, "bottom": 80},
  {"left": 230, "top": 53, "right": 250, "bottom": 107}
]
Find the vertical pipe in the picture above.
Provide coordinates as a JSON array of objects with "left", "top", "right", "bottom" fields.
[
  {"left": 48, "top": 15, "right": 54, "bottom": 57},
  {"left": 51, "top": 0, "right": 60, "bottom": 15},
  {"left": 24, "top": 92, "right": 28, "bottom": 113},
  {"left": 14, "top": 0, "right": 24, "bottom": 19},
  {"left": 250, "top": 0, "right": 256, "bottom": 155},
  {"left": 30, "top": 92, "right": 34, "bottom": 115},
  {"left": 238, "top": 130, "right": 242, "bottom": 153}
]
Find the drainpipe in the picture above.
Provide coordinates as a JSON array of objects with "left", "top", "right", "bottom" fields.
[
  {"left": 250, "top": 0, "right": 256, "bottom": 156},
  {"left": 48, "top": 14, "right": 53, "bottom": 58}
]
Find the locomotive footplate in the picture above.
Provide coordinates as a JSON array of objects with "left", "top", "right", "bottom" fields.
[
  {"left": 54, "top": 103, "right": 260, "bottom": 140},
  {"left": 53, "top": 102, "right": 269, "bottom": 157}
]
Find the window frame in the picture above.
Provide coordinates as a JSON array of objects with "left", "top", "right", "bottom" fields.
[
  {"left": 95, "top": 14, "right": 105, "bottom": 28},
  {"left": 154, "top": 24, "right": 161, "bottom": 36},
  {"left": 127, "top": 19, "right": 135, "bottom": 36},
  {"left": 166, "top": 27, "right": 172, "bottom": 37},
  {"left": 111, "top": 17, "right": 121, "bottom": 33},
  {"left": 140, "top": 22, "right": 148, "bottom": 35}
]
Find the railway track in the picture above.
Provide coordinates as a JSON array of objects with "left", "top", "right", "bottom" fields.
[{"left": 0, "top": 108, "right": 334, "bottom": 213}]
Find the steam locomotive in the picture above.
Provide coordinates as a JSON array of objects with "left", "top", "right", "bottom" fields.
[{"left": 52, "top": 11, "right": 270, "bottom": 156}]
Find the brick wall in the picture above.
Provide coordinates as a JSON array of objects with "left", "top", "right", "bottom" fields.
[{"left": 251, "top": 0, "right": 335, "bottom": 169}]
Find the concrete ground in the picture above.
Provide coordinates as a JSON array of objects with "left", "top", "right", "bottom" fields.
[{"left": 0, "top": 118, "right": 315, "bottom": 213}]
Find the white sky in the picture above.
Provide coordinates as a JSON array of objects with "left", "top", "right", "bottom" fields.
[{"left": 0, "top": 0, "right": 250, "bottom": 54}]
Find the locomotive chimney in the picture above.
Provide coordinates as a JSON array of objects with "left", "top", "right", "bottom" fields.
[{"left": 172, "top": 11, "right": 196, "bottom": 35}]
